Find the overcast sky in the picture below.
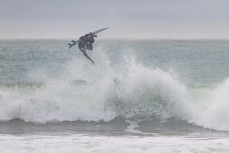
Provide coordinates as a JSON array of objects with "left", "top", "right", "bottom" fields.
[{"left": 0, "top": 0, "right": 229, "bottom": 39}]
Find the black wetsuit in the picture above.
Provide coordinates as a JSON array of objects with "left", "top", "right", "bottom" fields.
[
  {"left": 78, "top": 34, "right": 95, "bottom": 51},
  {"left": 78, "top": 34, "right": 95, "bottom": 64}
]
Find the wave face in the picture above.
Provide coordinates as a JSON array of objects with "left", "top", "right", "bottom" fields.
[
  {"left": 191, "top": 78, "right": 229, "bottom": 131},
  {"left": 0, "top": 46, "right": 229, "bottom": 132}
]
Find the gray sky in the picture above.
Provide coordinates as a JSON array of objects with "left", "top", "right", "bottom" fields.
[{"left": 1, "top": 0, "right": 229, "bottom": 39}]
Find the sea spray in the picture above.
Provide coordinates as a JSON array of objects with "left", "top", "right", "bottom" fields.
[
  {"left": 0, "top": 48, "right": 229, "bottom": 132},
  {"left": 107, "top": 57, "right": 192, "bottom": 121},
  {"left": 0, "top": 50, "right": 192, "bottom": 124}
]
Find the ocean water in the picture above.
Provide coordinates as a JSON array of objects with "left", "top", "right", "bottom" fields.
[{"left": 0, "top": 40, "right": 229, "bottom": 152}]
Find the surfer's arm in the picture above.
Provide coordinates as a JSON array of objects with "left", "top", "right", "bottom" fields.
[{"left": 81, "top": 51, "right": 94, "bottom": 64}]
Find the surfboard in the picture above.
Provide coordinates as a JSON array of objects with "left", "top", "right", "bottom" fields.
[
  {"left": 92, "top": 27, "right": 110, "bottom": 35},
  {"left": 68, "top": 27, "right": 110, "bottom": 53}
]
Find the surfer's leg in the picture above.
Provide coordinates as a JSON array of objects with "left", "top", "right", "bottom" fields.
[
  {"left": 78, "top": 42, "right": 86, "bottom": 52},
  {"left": 81, "top": 50, "right": 94, "bottom": 64},
  {"left": 80, "top": 47, "right": 86, "bottom": 52},
  {"left": 86, "top": 43, "right": 93, "bottom": 50}
]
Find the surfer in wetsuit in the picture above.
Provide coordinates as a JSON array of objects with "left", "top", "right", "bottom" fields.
[{"left": 78, "top": 32, "right": 97, "bottom": 64}]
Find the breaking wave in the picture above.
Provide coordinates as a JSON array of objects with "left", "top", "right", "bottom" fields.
[{"left": 0, "top": 48, "right": 229, "bottom": 131}]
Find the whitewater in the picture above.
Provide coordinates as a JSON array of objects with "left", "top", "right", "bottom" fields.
[{"left": 0, "top": 40, "right": 229, "bottom": 153}]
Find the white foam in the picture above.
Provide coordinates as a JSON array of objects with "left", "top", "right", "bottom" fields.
[
  {"left": 0, "top": 49, "right": 191, "bottom": 124},
  {"left": 0, "top": 47, "right": 229, "bottom": 132},
  {"left": 0, "top": 134, "right": 229, "bottom": 153},
  {"left": 191, "top": 78, "right": 229, "bottom": 131}
]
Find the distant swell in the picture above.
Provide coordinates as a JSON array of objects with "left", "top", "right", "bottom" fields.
[{"left": 0, "top": 50, "right": 229, "bottom": 131}]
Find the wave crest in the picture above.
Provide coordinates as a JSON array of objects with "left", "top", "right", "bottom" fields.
[{"left": 0, "top": 49, "right": 229, "bottom": 132}]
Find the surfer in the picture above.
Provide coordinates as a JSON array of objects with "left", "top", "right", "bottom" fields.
[
  {"left": 67, "top": 27, "right": 110, "bottom": 64},
  {"left": 78, "top": 32, "right": 97, "bottom": 64}
]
